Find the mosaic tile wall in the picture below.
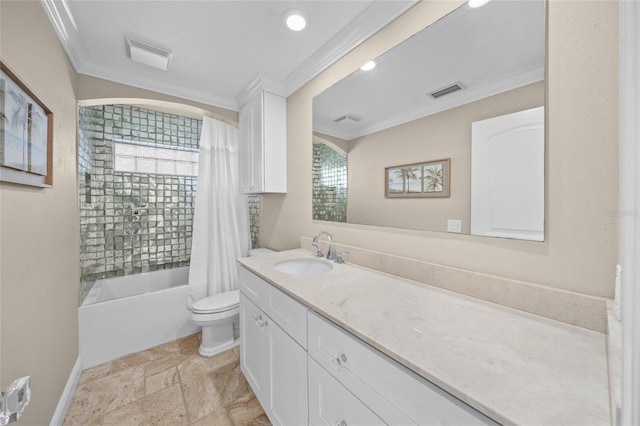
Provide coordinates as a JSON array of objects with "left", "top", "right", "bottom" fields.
[
  {"left": 78, "top": 105, "right": 202, "bottom": 304},
  {"left": 312, "top": 143, "right": 347, "bottom": 222},
  {"left": 248, "top": 194, "right": 260, "bottom": 249}
]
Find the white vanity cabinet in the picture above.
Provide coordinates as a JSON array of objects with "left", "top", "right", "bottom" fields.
[
  {"left": 238, "top": 90, "right": 286, "bottom": 194},
  {"left": 239, "top": 267, "right": 497, "bottom": 426},
  {"left": 308, "top": 357, "right": 385, "bottom": 426},
  {"left": 239, "top": 269, "right": 308, "bottom": 425},
  {"left": 307, "top": 311, "right": 498, "bottom": 426}
]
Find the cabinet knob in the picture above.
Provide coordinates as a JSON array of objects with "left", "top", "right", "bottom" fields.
[
  {"left": 253, "top": 314, "right": 264, "bottom": 326},
  {"left": 331, "top": 353, "right": 347, "bottom": 370}
]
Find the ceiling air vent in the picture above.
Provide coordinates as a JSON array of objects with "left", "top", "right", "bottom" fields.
[
  {"left": 126, "top": 36, "right": 173, "bottom": 71},
  {"left": 428, "top": 82, "right": 465, "bottom": 99},
  {"left": 333, "top": 114, "right": 362, "bottom": 123}
]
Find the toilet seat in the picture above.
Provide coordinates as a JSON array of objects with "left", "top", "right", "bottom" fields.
[{"left": 192, "top": 290, "right": 240, "bottom": 314}]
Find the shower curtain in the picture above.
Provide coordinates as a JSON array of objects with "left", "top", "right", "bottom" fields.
[{"left": 187, "top": 116, "right": 250, "bottom": 309}]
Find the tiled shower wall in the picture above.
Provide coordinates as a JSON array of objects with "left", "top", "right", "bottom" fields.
[
  {"left": 78, "top": 105, "right": 261, "bottom": 305},
  {"left": 312, "top": 143, "right": 347, "bottom": 222},
  {"left": 78, "top": 105, "right": 202, "bottom": 304}
]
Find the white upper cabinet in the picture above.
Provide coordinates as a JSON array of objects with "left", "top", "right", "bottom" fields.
[{"left": 239, "top": 90, "right": 287, "bottom": 193}]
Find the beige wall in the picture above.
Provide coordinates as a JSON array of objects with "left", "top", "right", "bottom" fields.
[
  {"left": 347, "top": 82, "right": 544, "bottom": 233},
  {"left": 75, "top": 74, "right": 238, "bottom": 124},
  {"left": 261, "top": 0, "right": 619, "bottom": 298},
  {"left": 1, "top": 1, "right": 80, "bottom": 424},
  {"left": 313, "top": 133, "right": 350, "bottom": 154},
  {"left": 0, "top": 2, "right": 240, "bottom": 423}
]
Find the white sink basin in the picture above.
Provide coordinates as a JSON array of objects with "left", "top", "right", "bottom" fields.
[{"left": 274, "top": 258, "right": 333, "bottom": 275}]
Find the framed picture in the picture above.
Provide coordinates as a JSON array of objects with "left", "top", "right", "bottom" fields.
[
  {"left": 385, "top": 158, "right": 450, "bottom": 198},
  {"left": 1, "top": 61, "right": 53, "bottom": 187}
]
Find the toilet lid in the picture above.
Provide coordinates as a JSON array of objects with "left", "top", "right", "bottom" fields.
[{"left": 192, "top": 290, "right": 240, "bottom": 314}]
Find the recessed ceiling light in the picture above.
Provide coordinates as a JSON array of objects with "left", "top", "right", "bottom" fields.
[
  {"left": 468, "top": 0, "right": 491, "bottom": 8},
  {"left": 360, "top": 61, "right": 376, "bottom": 71},
  {"left": 284, "top": 10, "right": 306, "bottom": 31}
]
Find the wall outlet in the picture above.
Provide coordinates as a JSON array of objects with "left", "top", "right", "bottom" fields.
[
  {"left": 447, "top": 219, "right": 462, "bottom": 233},
  {"left": 1, "top": 376, "right": 30, "bottom": 425}
]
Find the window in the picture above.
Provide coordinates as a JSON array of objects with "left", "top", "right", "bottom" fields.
[{"left": 113, "top": 139, "right": 199, "bottom": 177}]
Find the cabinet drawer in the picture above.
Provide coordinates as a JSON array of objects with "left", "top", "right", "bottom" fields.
[
  {"left": 239, "top": 267, "right": 308, "bottom": 348},
  {"left": 309, "top": 357, "right": 384, "bottom": 426},
  {"left": 239, "top": 267, "right": 266, "bottom": 306},
  {"left": 308, "top": 311, "right": 497, "bottom": 426}
]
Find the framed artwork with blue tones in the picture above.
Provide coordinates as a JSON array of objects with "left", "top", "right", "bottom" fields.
[{"left": 1, "top": 62, "right": 53, "bottom": 187}]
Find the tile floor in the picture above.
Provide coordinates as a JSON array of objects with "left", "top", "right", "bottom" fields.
[{"left": 64, "top": 333, "right": 270, "bottom": 425}]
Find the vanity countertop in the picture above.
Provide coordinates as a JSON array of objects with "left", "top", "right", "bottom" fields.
[{"left": 237, "top": 249, "right": 611, "bottom": 426}]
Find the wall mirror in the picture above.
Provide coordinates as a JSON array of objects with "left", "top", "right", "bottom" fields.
[{"left": 312, "top": 0, "right": 545, "bottom": 240}]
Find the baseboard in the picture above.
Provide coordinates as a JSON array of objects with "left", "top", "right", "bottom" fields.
[{"left": 49, "top": 356, "right": 82, "bottom": 426}]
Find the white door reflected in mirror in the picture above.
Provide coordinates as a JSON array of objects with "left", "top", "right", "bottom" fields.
[{"left": 470, "top": 106, "right": 545, "bottom": 242}]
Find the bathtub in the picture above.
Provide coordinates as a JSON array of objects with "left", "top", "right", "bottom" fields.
[{"left": 79, "top": 267, "right": 199, "bottom": 368}]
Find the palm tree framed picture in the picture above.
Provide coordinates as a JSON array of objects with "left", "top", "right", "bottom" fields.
[
  {"left": 385, "top": 158, "right": 450, "bottom": 198},
  {"left": 1, "top": 62, "right": 53, "bottom": 187}
]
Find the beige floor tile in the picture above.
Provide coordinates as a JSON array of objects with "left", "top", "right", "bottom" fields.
[
  {"left": 145, "top": 350, "right": 192, "bottom": 377},
  {"left": 191, "top": 408, "right": 234, "bottom": 426},
  {"left": 111, "top": 349, "right": 162, "bottom": 374},
  {"left": 178, "top": 350, "right": 248, "bottom": 422},
  {"left": 146, "top": 366, "right": 179, "bottom": 396},
  {"left": 66, "top": 335, "right": 267, "bottom": 426},
  {"left": 246, "top": 413, "right": 272, "bottom": 426},
  {"left": 102, "top": 383, "right": 188, "bottom": 426},
  {"left": 77, "top": 362, "right": 113, "bottom": 386},
  {"left": 227, "top": 392, "right": 270, "bottom": 426},
  {"left": 156, "top": 333, "right": 200, "bottom": 353},
  {"left": 64, "top": 367, "right": 145, "bottom": 425}
]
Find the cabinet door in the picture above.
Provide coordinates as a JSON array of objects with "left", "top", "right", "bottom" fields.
[
  {"left": 239, "top": 104, "right": 254, "bottom": 193},
  {"left": 239, "top": 90, "right": 286, "bottom": 194},
  {"left": 262, "top": 92, "right": 287, "bottom": 193},
  {"left": 249, "top": 93, "right": 264, "bottom": 192},
  {"left": 240, "top": 294, "right": 268, "bottom": 402},
  {"left": 308, "top": 357, "right": 385, "bottom": 426},
  {"left": 266, "top": 317, "right": 308, "bottom": 425}
]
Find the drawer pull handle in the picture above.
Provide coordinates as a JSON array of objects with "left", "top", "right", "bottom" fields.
[
  {"left": 260, "top": 320, "right": 268, "bottom": 330},
  {"left": 331, "top": 353, "right": 347, "bottom": 370},
  {"left": 335, "top": 421, "right": 347, "bottom": 426}
]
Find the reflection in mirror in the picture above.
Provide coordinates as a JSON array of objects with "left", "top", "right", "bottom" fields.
[
  {"left": 312, "top": 0, "right": 545, "bottom": 239},
  {"left": 312, "top": 135, "right": 348, "bottom": 222}
]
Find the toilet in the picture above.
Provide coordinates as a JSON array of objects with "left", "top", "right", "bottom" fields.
[{"left": 190, "top": 248, "right": 274, "bottom": 357}]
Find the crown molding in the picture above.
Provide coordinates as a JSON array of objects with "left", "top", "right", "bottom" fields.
[
  {"left": 312, "top": 125, "right": 352, "bottom": 142},
  {"left": 76, "top": 59, "right": 238, "bottom": 111},
  {"left": 40, "top": 0, "right": 417, "bottom": 112},
  {"left": 40, "top": 0, "right": 88, "bottom": 71},
  {"left": 236, "top": 74, "right": 286, "bottom": 109},
  {"left": 40, "top": 0, "right": 239, "bottom": 110},
  {"left": 283, "top": 0, "right": 418, "bottom": 97},
  {"left": 316, "top": 66, "right": 545, "bottom": 141}
]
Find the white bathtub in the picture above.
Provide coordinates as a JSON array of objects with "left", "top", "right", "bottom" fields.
[{"left": 79, "top": 267, "right": 199, "bottom": 368}]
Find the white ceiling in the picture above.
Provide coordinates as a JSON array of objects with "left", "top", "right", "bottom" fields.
[
  {"left": 313, "top": 0, "right": 545, "bottom": 140},
  {"left": 40, "top": 0, "right": 417, "bottom": 111}
]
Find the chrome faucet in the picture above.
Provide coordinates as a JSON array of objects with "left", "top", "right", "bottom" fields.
[{"left": 311, "top": 231, "right": 335, "bottom": 261}]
